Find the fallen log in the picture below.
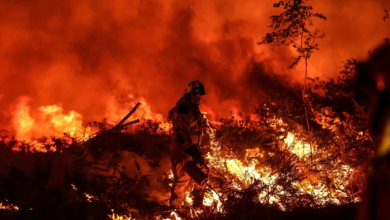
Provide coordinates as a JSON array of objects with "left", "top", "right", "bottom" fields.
[
  {"left": 97, "top": 102, "right": 142, "bottom": 135},
  {"left": 112, "top": 102, "right": 142, "bottom": 130},
  {"left": 110, "top": 119, "right": 140, "bottom": 132},
  {"left": 83, "top": 102, "right": 142, "bottom": 143},
  {"left": 81, "top": 103, "right": 142, "bottom": 159}
]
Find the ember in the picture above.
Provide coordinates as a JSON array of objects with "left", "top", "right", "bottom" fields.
[{"left": 0, "top": 200, "right": 19, "bottom": 211}]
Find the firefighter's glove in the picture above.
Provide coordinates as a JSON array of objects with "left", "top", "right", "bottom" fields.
[
  {"left": 192, "top": 152, "right": 205, "bottom": 165},
  {"left": 184, "top": 144, "right": 200, "bottom": 157},
  {"left": 185, "top": 144, "right": 206, "bottom": 165},
  {"left": 195, "top": 153, "right": 210, "bottom": 175}
]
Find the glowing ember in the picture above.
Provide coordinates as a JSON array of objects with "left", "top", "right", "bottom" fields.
[
  {"left": 170, "top": 211, "right": 181, "bottom": 220},
  {"left": 0, "top": 201, "right": 19, "bottom": 211},
  {"left": 83, "top": 193, "right": 98, "bottom": 202},
  {"left": 71, "top": 184, "right": 98, "bottom": 203},
  {"left": 109, "top": 209, "right": 133, "bottom": 220},
  {"left": 167, "top": 170, "right": 174, "bottom": 180},
  {"left": 71, "top": 184, "right": 78, "bottom": 191}
]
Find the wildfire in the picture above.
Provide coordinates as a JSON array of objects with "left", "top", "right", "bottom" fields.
[
  {"left": 1, "top": 96, "right": 365, "bottom": 219},
  {"left": 0, "top": 0, "right": 380, "bottom": 218},
  {"left": 201, "top": 114, "right": 360, "bottom": 211}
]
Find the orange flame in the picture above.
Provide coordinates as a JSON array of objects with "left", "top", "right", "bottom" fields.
[
  {"left": 9, "top": 95, "right": 172, "bottom": 151},
  {"left": 10, "top": 96, "right": 87, "bottom": 152},
  {"left": 0, "top": 200, "right": 19, "bottom": 211}
]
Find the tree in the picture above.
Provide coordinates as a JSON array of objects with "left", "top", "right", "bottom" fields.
[{"left": 258, "top": 0, "right": 327, "bottom": 132}]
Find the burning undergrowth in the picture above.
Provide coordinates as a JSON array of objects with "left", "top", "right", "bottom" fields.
[{"left": 0, "top": 63, "right": 373, "bottom": 220}]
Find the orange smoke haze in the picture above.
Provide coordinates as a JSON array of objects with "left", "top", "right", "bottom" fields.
[{"left": 0, "top": 0, "right": 389, "bottom": 137}]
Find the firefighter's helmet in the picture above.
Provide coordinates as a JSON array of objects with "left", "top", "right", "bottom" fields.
[{"left": 185, "top": 80, "right": 206, "bottom": 95}]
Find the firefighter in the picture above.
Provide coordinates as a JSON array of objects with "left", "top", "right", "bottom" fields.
[
  {"left": 168, "top": 80, "right": 209, "bottom": 209},
  {"left": 355, "top": 43, "right": 390, "bottom": 220}
]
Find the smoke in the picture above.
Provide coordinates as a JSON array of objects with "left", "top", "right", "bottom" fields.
[{"left": 0, "top": 0, "right": 389, "bottom": 134}]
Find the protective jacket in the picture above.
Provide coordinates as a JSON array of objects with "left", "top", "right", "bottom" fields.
[{"left": 169, "top": 96, "right": 204, "bottom": 161}]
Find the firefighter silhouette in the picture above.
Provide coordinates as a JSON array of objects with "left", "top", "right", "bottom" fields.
[
  {"left": 168, "top": 80, "right": 209, "bottom": 209},
  {"left": 355, "top": 43, "right": 390, "bottom": 220}
]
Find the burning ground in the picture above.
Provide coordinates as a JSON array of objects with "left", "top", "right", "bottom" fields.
[{"left": 0, "top": 0, "right": 389, "bottom": 219}]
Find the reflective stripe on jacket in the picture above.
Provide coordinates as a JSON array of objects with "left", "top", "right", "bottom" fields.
[{"left": 170, "top": 96, "right": 204, "bottom": 161}]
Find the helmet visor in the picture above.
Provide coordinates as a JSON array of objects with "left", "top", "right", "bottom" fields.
[{"left": 191, "top": 88, "right": 205, "bottom": 95}]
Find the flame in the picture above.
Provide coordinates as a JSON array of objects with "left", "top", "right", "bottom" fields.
[
  {"left": 12, "top": 96, "right": 35, "bottom": 141},
  {"left": 284, "top": 133, "right": 312, "bottom": 158},
  {"left": 83, "top": 193, "right": 98, "bottom": 202},
  {"left": 202, "top": 189, "right": 223, "bottom": 211},
  {"left": 0, "top": 200, "right": 19, "bottom": 211},
  {"left": 10, "top": 97, "right": 89, "bottom": 152},
  {"left": 8, "top": 95, "right": 172, "bottom": 152},
  {"left": 71, "top": 184, "right": 78, "bottom": 191},
  {"left": 71, "top": 184, "right": 98, "bottom": 203},
  {"left": 39, "top": 105, "right": 84, "bottom": 138},
  {"left": 70, "top": 185, "right": 133, "bottom": 219},
  {"left": 170, "top": 211, "right": 181, "bottom": 220},
  {"left": 14, "top": 99, "right": 86, "bottom": 141},
  {"left": 201, "top": 115, "right": 360, "bottom": 211},
  {"left": 167, "top": 170, "right": 174, "bottom": 187},
  {"left": 109, "top": 209, "right": 133, "bottom": 220},
  {"left": 167, "top": 170, "right": 174, "bottom": 180}
]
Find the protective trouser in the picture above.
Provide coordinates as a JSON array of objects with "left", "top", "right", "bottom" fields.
[
  {"left": 170, "top": 155, "right": 208, "bottom": 208},
  {"left": 170, "top": 156, "right": 191, "bottom": 208}
]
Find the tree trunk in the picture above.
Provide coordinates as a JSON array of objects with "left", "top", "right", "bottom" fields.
[
  {"left": 303, "top": 57, "right": 313, "bottom": 164},
  {"left": 303, "top": 57, "right": 310, "bottom": 133}
]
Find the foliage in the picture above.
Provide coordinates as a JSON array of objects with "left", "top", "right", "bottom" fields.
[
  {"left": 258, "top": 0, "right": 327, "bottom": 69},
  {"left": 258, "top": 0, "right": 327, "bottom": 132}
]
